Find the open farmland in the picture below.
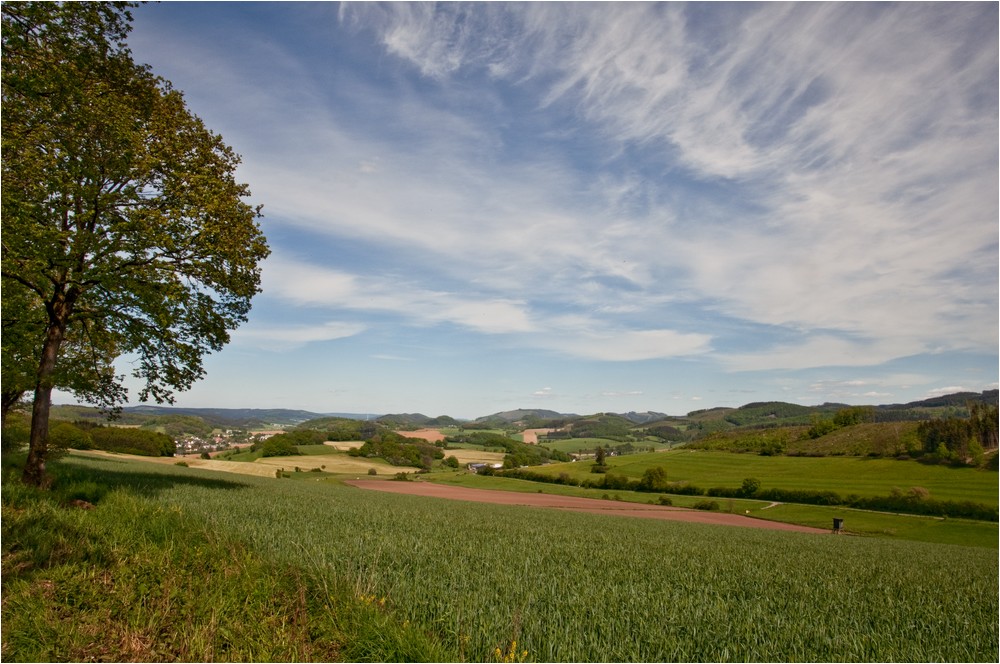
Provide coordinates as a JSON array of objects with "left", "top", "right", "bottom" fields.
[
  {"left": 539, "top": 437, "right": 671, "bottom": 454},
  {"left": 537, "top": 449, "right": 998, "bottom": 505},
  {"left": 10, "top": 454, "right": 994, "bottom": 663}
]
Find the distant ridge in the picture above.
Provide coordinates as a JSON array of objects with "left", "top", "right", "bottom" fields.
[
  {"left": 474, "top": 409, "right": 574, "bottom": 425},
  {"left": 49, "top": 389, "right": 996, "bottom": 429},
  {"left": 105, "top": 406, "right": 376, "bottom": 426}
]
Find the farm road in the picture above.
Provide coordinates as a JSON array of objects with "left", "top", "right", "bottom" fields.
[{"left": 345, "top": 480, "right": 827, "bottom": 534}]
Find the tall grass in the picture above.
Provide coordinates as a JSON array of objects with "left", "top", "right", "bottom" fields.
[
  {"left": 1, "top": 459, "right": 451, "bottom": 662},
  {"left": 5, "top": 454, "right": 998, "bottom": 662}
]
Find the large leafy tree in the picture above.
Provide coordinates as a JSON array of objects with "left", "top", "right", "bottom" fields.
[{"left": 2, "top": 2, "right": 270, "bottom": 486}]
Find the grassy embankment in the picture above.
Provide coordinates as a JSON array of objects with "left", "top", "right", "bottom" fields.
[
  {"left": 1, "top": 457, "right": 449, "bottom": 662},
  {"left": 3, "top": 453, "right": 997, "bottom": 662}
]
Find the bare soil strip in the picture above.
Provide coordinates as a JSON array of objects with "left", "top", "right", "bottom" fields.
[
  {"left": 520, "top": 428, "right": 558, "bottom": 444},
  {"left": 344, "top": 480, "right": 827, "bottom": 533},
  {"left": 397, "top": 429, "right": 446, "bottom": 442}
]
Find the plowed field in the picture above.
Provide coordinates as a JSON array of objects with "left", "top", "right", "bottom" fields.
[{"left": 345, "top": 479, "right": 827, "bottom": 533}]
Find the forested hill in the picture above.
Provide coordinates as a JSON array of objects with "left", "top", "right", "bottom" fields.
[{"left": 50, "top": 405, "right": 376, "bottom": 429}]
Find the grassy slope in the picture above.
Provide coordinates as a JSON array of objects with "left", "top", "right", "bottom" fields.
[
  {"left": 538, "top": 438, "right": 671, "bottom": 454},
  {"left": 5, "top": 454, "right": 995, "bottom": 663},
  {"left": 1, "top": 461, "right": 450, "bottom": 662}
]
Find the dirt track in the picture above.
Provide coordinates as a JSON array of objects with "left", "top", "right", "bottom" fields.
[{"left": 344, "top": 480, "right": 827, "bottom": 534}]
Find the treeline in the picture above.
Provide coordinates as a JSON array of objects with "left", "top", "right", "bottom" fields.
[
  {"left": 483, "top": 467, "right": 998, "bottom": 522},
  {"left": 37, "top": 420, "right": 174, "bottom": 457},
  {"left": 250, "top": 429, "right": 328, "bottom": 457}
]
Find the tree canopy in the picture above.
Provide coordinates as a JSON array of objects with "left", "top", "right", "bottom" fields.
[{"left": 2, "top": 2, "right": 269, "bottom": 485}]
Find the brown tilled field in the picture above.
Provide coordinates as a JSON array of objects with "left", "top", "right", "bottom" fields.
[{"left": 344, "top": 479, "right": 827, "bottom": 533}]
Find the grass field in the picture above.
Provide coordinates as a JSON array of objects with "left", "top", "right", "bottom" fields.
[
  {"left": 537, "top": 437, "right": 671, "bottom": 454},
  {"left": 4, "top": 453, "right": 995, "bottom": 662},
  {"left": 426, "top": 472, "right": 999, "bottom": 548},
  {"left": 537, "top": 449, "right": 998, "bottom": 505}
]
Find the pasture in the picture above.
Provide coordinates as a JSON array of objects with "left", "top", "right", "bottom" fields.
[
  {"left": 8, "top": 453, "right": 994, "bottom": 662},
  {"left": 538, "top": 437, "right": 671, "bottom": 454},
  {"left": 539, "top": 449, "right": 999, "bottom": 505}
]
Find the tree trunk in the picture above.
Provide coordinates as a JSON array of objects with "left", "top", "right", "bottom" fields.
[{"left": 22, "top": 300, "right": 70, "bottom": 487}]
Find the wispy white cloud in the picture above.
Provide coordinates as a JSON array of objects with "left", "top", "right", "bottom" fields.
[
  {"left": 262, "top": 254, "right": 536, "bottom": 335},
  {"left": 233, "top": 320, "right": 366, "bottom": 351},
  {"left": 340, "top": 2, "right": 997, "bottom": 370},
  {"left": 124, "top": 2, "right": 996, "bottom": 416}
]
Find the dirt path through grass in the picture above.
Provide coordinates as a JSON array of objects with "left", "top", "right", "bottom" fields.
[{"left": 345, "top": 479, "right": 827, "bottom": 533}]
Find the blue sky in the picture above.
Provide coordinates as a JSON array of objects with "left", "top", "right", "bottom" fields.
[{"left": 70, "top": 2, "right": 998, "bottom": 418}]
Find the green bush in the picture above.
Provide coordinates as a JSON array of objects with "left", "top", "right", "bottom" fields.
[
  {"left": 89, "top": 427, "right": 175, "bottom": 457},
  {"left": 261, "top": 436, "right": 300, "bottom": 457},
  {"left": 48, "top": 422, "right": 93, "bottom": 451}
]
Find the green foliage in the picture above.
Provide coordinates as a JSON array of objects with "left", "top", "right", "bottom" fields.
[
  {"left": 918, "top": 405, "right": 999, "bottom": 465},
  {"left": 567, "top": 414, "right": 635, "bottom": 441},
  {"left": 833, "top": 406, "right": 876, "bottom": 427},
  {"left": 297, "top": 417, "right": 367, "bottom": 441},
  {"left": 741, "top": 477, "right": 762, "bottom": 497},
  {"left": 724, "top": 402, "right": 817, "bottom": 427},
  {"left": 2, "top": 1, "right": 269, "bottom": 485},
  {"left": 352, "top": 431, "right": 443, "bottom": 469},
  {"left": 139, "top": 414, "right": 212, "bottom": 438},
  {"left": 807, "top": 416, "right": 838, "bottom": 439},
  {"left": 47, "top": 422, "right": 93, "bottom": 452},
  {"left": 443, "top": 455, "right": 460, "bottom": 469},
  {"left": 639, "top": 466, "right": 669, "bottom": 492},
  {"left": 1, "top": 417, "right": 30, "bottom": 455},
  {"left": 89, "top": 427, "right": 174, "bottom": 457},
  {"left": 260, "top": 436, "right": 299, "bottom": 458}
]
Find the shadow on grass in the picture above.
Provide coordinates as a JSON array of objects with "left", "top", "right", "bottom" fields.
[{"left": 4, "top": 452, "right": 251, "bottom": 500}]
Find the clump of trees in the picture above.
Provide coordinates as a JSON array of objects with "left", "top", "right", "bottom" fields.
[
  {"left": 41, "top": 420, "right": 174, "bottom": 457},
  {"left": 350, "top": 431, "right": 443, "bottom": 470},
  {"left": 916, "top": 403, "right": 998, "bottom": 466},
  {"left": 807, "top": 406, "right": 876, "bottom": 439}
]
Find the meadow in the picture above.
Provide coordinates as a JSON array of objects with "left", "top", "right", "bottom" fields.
[
  {"left": 535, "top": 437, "right": 671, "bottom": 454},
  {"left": 536, "top": 449, "right": 998, "bottom": 504},
  {"left": 3, "top": 453, "right": 996, "bottom": 662}
]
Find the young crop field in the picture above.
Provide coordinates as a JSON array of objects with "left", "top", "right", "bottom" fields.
[
  {"left": 17, "top": 454, "right": 996, "bottom": 663},
  {"left": 539, "top": 449, "right": 999, "bottom": 505}
]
